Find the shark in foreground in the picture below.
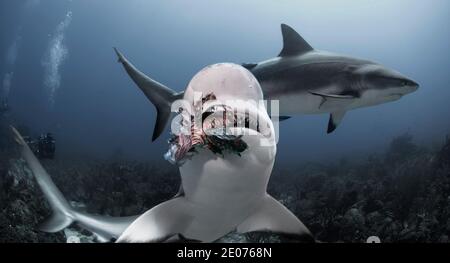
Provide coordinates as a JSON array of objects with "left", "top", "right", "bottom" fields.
[
  {"left": 12, "top": 63, "right": 312, "bottom": 242},
  {"left": 114, "top": 24, "right": 419, "bottom": 141}
]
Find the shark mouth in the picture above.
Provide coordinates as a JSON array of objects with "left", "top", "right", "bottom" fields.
[
  {"left": 389, "top": 93, "right": 404, "bottom": 97},
  {"left": 164, "top": 93, "right": 272, "bottom": 166}
]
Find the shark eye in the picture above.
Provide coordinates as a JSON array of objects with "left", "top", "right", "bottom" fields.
[{"left": 401, "top": 81, "right": 409, "bottom": 86}]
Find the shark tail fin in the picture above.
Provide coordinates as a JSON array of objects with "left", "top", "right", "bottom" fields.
[
  {"left": 39, "top": 210, "right": 73, "bottom": 233},
  {"left": 114, "top": 48, "right": 184, "bottom": 141},
  {"left": 10, "top": 126, "right": 75, "bottom": 233}
]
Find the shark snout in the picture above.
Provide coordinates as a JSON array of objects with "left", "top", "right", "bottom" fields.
[
  {"left": 410, "top": 79, "right": 419, "bottom": 88},
  {"left": 402, "top": 78, "right": 419, "bottom": 93}
]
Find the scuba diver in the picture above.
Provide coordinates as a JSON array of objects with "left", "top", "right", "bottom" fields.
[
  {"left": 23, "top": 133, "right": 56, "bottom": 159},
  {"left": 37, "top": 133, "right": 56, "bottom": 159},
  {"left": 20, "top": 133, "right": 56, "bottom": 159}
]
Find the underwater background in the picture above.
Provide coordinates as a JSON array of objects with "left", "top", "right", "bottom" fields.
[{"left": 1, "top": 0, "right": 450, "bottom": 242}]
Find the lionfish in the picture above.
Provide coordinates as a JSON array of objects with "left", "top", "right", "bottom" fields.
[{"left": 164, "top": 93, "right": 248, "bottom": 165}]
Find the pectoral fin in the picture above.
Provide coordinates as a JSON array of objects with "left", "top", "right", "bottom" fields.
[
  {"left": 279, "top": 116, "right": 291, "bottom": 121},
  {"left": 236, "top": 195, "right": 312, "bottom": 240},
  {"left": 327, "top": 110, "right": 346, "bottom": 134},
  {"left": 309, "top": 91, "right": 356, "bottom": 110},
  {"left": 116, "top": 198, "right": 194, "bottom": 243}
]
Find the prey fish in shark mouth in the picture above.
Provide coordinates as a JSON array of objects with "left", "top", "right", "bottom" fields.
[
  {"left": 165, "top": 92, "right": 273, "bottom": 165},
  {"left": 12, "top": 63, "right": 313, "bottom": 243},
  {"left": 164, "top": 93, "right": 250, "bottom": 166}
]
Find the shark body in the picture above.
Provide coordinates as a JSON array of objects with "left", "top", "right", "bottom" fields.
[
  {"left": 114, "top": 24, "right": 418, "bottom": 140},
  {"left": 245, "top": 24, "right": 419, "bottom": 132},
  {"left": 12, "top": 63, "right": 312, "bottom": 243}
]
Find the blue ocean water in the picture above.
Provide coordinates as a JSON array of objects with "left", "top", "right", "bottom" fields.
[{"left": 1, "top": 0, "right": 449, "bottom": 164}]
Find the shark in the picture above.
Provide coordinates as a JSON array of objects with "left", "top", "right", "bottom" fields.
[
  {"left": 12, "top": 63, "right": 312, "bottom": 243},
  {"left": 113, "top": 23, "right": 419, "bottom": 141}
]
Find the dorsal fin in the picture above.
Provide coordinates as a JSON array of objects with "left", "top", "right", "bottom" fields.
[{"left": 278, "top": 24, "right": 314, "bottom": 57}]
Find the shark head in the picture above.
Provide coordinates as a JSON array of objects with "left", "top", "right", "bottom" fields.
[
  {"left": 354, "top": 64, "right": 419, "bottom": 106},
  {"left": 177, "top": 63, "right": 277, "bottom": 188}
]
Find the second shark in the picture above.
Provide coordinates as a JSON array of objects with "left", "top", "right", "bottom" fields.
[{"left": 114, "top": 24, "right": 419, "bottom": 141}]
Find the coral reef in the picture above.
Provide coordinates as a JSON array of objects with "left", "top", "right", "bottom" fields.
[
  {"left": 267, "top": 134, "right": 450, "bottom": 243},
  {"left": 1, "top": 131, "right": 450, "bottom": 243}
]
